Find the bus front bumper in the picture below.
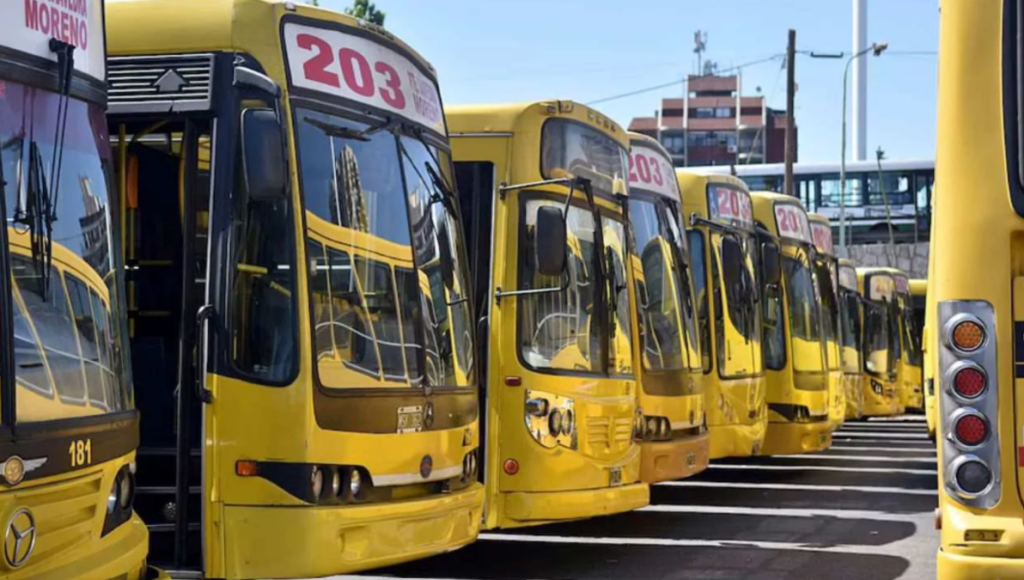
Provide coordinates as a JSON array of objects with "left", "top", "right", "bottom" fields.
[
  {"left": 709, "top": 419, "right": 767, "bottom": 460},
  {"left": 639, "top": 431, "right": 710, "bottom": 483},
  {"left": 760, "top": 420, "right": 831, "bottom": 455},
  {"left": 937, "top": 549, "right": 1024, "bottom": 579},
  {"left": 223, "top": 483, "right": 484, "bottom": 579},
  {"left": 502, "top": 482, "right": 649, "bottom": 527},
  {"left": 18, "top": 514, "right": 150, "bottom": 580}
]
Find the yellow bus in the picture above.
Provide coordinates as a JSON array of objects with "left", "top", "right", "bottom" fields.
[
  {"left": 448, "top": 101, "right": 648, "bottom": 529},
  {"left": 0, "top": 1, "right": 164, "bottom": 578},
  {"left": 677, "top": 171, "right": 767, "bottom": 459},
  {"left": 625, "top": 133, "right": 708, "bottom": 482},
  {"left": 895, "top": 273, "right": 924, "bottom": 412},
  {"left": 855, "top": 268, "right": 901, "bottom": 417},
  {"left": 106, "top": 0, "right": 484, "bottom": 576},
  {"left": 808, "top": 213, "right": 846, "bottom": 431},
  {"left": 837, "top": 260, "right": 864, "bottom": 419},
  {"left": 933, "top": 1, "right": 1024, "bottom": 575},
  {"left": 749, "top": 193, "right": 831, "bottom": 455}
]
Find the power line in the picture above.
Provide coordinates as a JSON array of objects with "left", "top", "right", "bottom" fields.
[{"left": 587, "top": 53, "right": 785, "bottom": 106}]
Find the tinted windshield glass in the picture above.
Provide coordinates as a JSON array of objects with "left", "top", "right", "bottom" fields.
[
  {"left": 839, "top": 292, "right": 861, "bottom": 373},
  {"left": 864, "top": 301, "right": 892, "bottom": 376},
  {"left": 1, "top": 82, "right": 131, "bottom": 423},
  {"left": 711, "top": 232, "right": 762, "bottom": 377},
  {"left": 295, "top": 108, "right": 474, "bottom": 390},
  {"left": 899, "top": 294, "right": 923, "bottom": 366},
  {"left": 688, "top": 231, "right": 712, "bottom": 372},
  {"left": 630, "top": 197, "right": 689, "bottom": 372},
  {"left": 783, "top": 251, "right": 823, "bottom": 373},
  {"left": 603, "top": 217, "right": 634, "bottom": 377},
  {"left": 813, "top": 260, "right": 841, "bottom": 371},
  {"left": 541, "top": 119, "right": 628, "bottom": 200}
]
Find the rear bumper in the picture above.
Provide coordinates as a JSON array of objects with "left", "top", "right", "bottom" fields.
[
  {"left": 760, "top": 420, "right": 831, "bottom": 455},
  {"left": 223, "top": 483, "right": 484, "bottom": 578},
  {"left": 639, "top": 431, "right": 709, "bottom": 483},
  {"left": 708, "top": 419, "right": 766, "bottom": 460},
  {"left": 937, "top": 549, "right": 1024, "bottom": 579},
  {"left": 502, "top": 482, "right": 649, "bottom": 527}
]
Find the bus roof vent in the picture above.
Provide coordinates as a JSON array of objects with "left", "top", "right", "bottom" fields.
[{"left": 107, "top": 54, "right": 215, "bottom": 115}]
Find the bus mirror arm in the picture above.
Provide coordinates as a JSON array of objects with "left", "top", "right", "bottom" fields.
[
  {"left": 494, "top": 277, "right": 570, "bottom": 304},
  {"left": 195, "top": 305, "right": 215, "bottom": 405}
]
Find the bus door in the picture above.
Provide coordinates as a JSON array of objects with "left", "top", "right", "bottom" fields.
[{"left": 109, "top": 54, "right": 292, "bottom": 573}]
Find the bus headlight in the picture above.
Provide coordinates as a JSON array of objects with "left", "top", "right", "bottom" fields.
[
  {"left": 524, "top": 390, "right": 575, "bottom": 449},
  {"left": 349, "top": 469, "right": 362, "bottom": 497},
  {"left": 549, "top": 409, "right": 564, "bottom": 436},
  {"left": 102, "top": 465, "right": 135, "bottom": 537},
  {"left": 311, "top": 466, "right": 324, "bottom": 499},
  {"left": 331, "top": 469, "right": 342, "bottom": 497}
]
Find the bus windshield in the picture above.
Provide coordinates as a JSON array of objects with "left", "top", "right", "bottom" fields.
[
  {"left": 899, "top": 293, "right": 923, "bottom": 366},
  {"left": 630, "top": 197, "right": 700, "bottom": 373},
  {"left": 783, "top": 251, "right": 823, "bottom": 373},
  {"left": 863, "top": 301, "right": 893, "bottom": 376},
  {"left": 813, "top": 260, "right": 841, "bottom": 371},
  {"left": 839, "top": 291, "right": 861, "bottom": 373},
  {"left": 0, "top": 80, "right": 132, "bottom": 423},
  {"left": 541, "top": 119, "right": 628, "bottom": 200},
  {"left": 711, "top": 231, "right": 762, "bottom": 377},
  {"left": 295, "top": 108, "right": 475, "bottom": 390}
]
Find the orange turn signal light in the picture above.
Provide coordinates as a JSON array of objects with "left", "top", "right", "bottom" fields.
[
  {"left": 952, "top": 320, "right": 985, "bottom": 352},
  {"left": 236, "top": 460, "right": 259, "bottom": 477}
]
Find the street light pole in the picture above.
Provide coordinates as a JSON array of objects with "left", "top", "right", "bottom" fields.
[{"left": 839, "top": 41, "right": 887, "bottom": 256}]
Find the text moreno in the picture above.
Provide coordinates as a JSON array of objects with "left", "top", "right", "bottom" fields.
[{"left": 24, "top": 0, "right": 90, "bottom": 50}]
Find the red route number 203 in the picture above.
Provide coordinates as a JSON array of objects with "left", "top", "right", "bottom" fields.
[{"left": 283, "top": 22, "right": 445, "bottom": 134}]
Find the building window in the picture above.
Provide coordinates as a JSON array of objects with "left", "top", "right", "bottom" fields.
[
  {"left": 660, "top": 135, "right": 685, "bottom": 155},
  {"left": 715, "top": 107, "right": 732, "bottom": 118},
  {"left": 694, "top": 107, "right": 715, "bottom": 118}
]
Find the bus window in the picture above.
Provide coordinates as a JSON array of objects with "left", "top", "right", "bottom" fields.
[
  {"left": 813, "top": 261, "right": 841, "bottom": 371},
  {"left": 66, "top": 273, "right": 109, "bottom": 410},
  {"left": 840, "top": 293, "right": 862, "bottom": 373},
  {"left": 711, "top": 232, "right": 760, "bottom": 377},
  {"left": 820, "top": 174, "right": 864, "bottom": 207},
  {"left": 519, "top": 200, "right": 601, "bottom": 374},
  {"left": 867, "top": 172, "right": 914, "bottom": 206},
  {"left": 688, "top": 230, "right": 712, "bottom": 373}
]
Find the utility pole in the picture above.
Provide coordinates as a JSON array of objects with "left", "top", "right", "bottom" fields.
[{"left": 784, "top": 29, "right": 796, "bottom": 197}]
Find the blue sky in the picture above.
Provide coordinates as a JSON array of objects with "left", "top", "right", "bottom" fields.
[{"left": 319, "top": 0, "right": 939, "bottom": 162}]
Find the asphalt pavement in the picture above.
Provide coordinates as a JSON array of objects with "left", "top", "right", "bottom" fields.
[{"left": 356, "top": 416, "right": 938, "bottom": 580}]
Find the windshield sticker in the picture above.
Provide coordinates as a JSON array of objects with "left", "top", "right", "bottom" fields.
[
  {"left": 839, "top": 266, "right": 858, "bottom": 291},
  {"left": 707, "top": 185, "right": 753, "bottom": 230},
  {"left": 810, "top": 220, "right": 835, "bottom": 256},
  {"left": 11, "top": 0, "right": 105, "bottom": 81},
  {"left": 869, "top": 275, "right": 896, "bottom": 302},
  {"left": 628, "top": 142, "right": 678, "bottom": 198},
  {"left": 774, "top": 203, "right": 811, "bottom": 244},
  {"left": 284, "top": 22, "right": 445, "bottom": 136}
]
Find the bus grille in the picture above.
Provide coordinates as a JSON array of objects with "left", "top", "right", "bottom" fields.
[
  {"left": 107, "top": 53, "right": 215, "bottom": 115},
  {"left": 0, "top": 470, "right": 103, "bottom": 575},
  {"left": 585, "top": 416, "right": 634, "bottom": 452}
]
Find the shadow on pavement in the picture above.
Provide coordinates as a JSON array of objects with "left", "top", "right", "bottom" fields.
[
  {"left": 651, "top": 484, "right": 936, "bottom": 514},
  {"left": 371, "top": 541, "right": 910, "bottom": 580}
]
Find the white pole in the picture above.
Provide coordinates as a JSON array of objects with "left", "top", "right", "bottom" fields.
[{"left": 852, "top": 0, "right": 868, "bottom": 160}]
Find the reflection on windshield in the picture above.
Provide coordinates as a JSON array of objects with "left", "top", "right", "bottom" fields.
[
  {"left": 864, "top": 302, "right": 893, "bottom": 376},
  {"left": 1, "top": 81, "right": 131, "bottom": 423},
  {"left": 784, "top": 253, "right": 823, "bottom": 373},
  {"left": 813, "top": 260, "right": 841, "bottom": 371},
  {"left": 711, "top": 232, "right": 762, "bottom": 377},
  {"left": 899, "top": 294, "right": 923, "bottom": 366},
  {"left": 839, "top": 292, "right": 862, "bottom": 373},
  {"left": 603, "top": 217, "right": 634, "bottom": 376},
  {"left": 295, "top": 109, "right": 474, "bottom": 390},
  {"left": 541, "top": 119, "right": 628, "bottom": 200}
]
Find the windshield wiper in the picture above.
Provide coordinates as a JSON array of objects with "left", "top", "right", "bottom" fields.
[{"left": 304, "top": 116, "right": 399, "bottom": 142}]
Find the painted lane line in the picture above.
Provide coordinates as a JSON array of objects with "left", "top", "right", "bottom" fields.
[
  {"left": 657, "top": 480, "right": 938, "bottom": 495},
  {"left": 477, "top": 533, "right": 923, "bottom": 558},
  {"left": 708, "top": 463, "right": 936, "bottom": 475},
  {"left": 639, "top": 504, "right": 928, "bottom": 522},
  {"left": 774, "top": 454, "right": 936, "bottom": 463},
  {"left": 829, "top": 445, "right": 935, "bottom": 453},
  {"left": 831, "top": 432, "right": 931, "bottom": 439}
]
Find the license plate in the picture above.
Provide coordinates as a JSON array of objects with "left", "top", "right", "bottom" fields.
[
  {"left": 609, "top": 467, "right": 622, "bottom": 487},
  {"left": 397, "top": 406, "right": 424, "bottom": 433},
  {"left": 685, "top": 452, "right": 697, "bottom": 468}
]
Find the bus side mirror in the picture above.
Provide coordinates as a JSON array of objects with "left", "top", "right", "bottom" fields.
[
  {"left": 535, "top": 206, "right": 566, "bottom": 276},
  {"left": 241, "top": 108, "right": 287, "bottom": 201},
  {"left": 721, "top": 236, "right": 742, "bottom": 284},
  {"left": 761, "top": 242, "right": 781, "bottom": 285}
]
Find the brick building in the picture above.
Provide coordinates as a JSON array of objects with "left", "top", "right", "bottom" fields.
[{"left": 628, "top": 74, "right": 796, "bottom": 167}]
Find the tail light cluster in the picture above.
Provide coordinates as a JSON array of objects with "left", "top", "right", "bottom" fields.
[{"left": 939, "top": 304, "right": 999, "bottom": 508}]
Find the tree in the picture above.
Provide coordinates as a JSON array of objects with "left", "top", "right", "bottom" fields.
[{"left": 344, "top": 0, "right": 386, "bottom": 26}]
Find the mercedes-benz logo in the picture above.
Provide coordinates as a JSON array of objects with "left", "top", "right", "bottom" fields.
[{"left": 4, "top": 508, "right": 36, "bottom": 568}]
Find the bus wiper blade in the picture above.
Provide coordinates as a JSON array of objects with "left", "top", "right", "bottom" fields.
[{"left": 304, "top": 116, "right": 398, "bottom": 141}]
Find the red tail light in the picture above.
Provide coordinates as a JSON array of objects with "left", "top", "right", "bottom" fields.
[
  {"left": 953, "top": 366, "right": 986, "bottom": 399},
  {"left": 954, "top": 413, "right": 988, "bottom": 446}
]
